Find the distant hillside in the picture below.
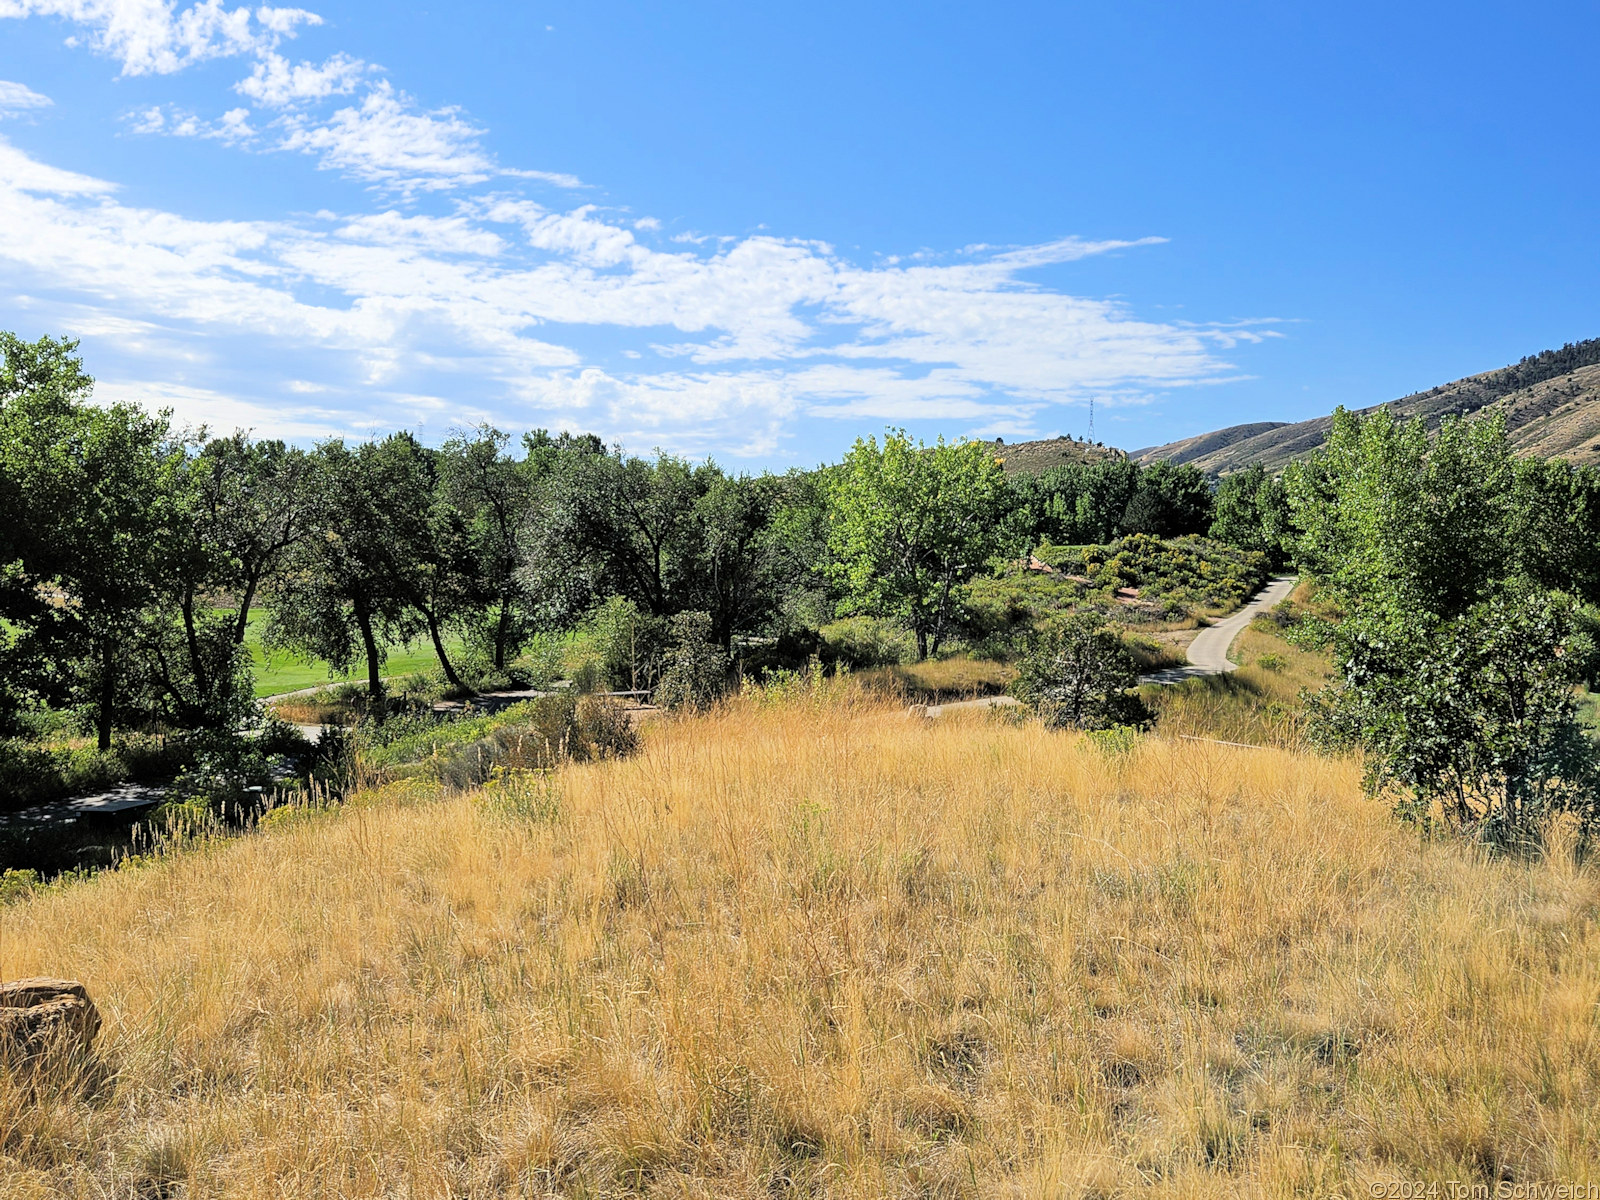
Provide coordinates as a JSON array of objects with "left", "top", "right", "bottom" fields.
[
  {"left": 984, "top": 435, "right": 1126, "bottom": 474},
  {"left": 1133, "top": 339, "right": 1600, "bottom": 475}
]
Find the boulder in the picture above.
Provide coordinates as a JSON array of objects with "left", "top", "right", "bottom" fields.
[{"left": 0, "top": 978, "right": 101, "bottom": 1060}]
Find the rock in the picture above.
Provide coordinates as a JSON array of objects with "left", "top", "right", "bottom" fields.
[{"left": 0, "top": 978, "right": 101, "bottom": 1060}]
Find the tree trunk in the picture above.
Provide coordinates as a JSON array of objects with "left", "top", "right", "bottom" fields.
[
  {"left": 180, "top": 591, "right": 209, "bottom": 704},
  {"left": 428, "top": 612, "right": 466, "bottom": 690},
  {"left": 355, "top": 604, "right": 384, "bottom": 705},
  {"left": 915, "top": 629, "right": 929, "bottom": 662},
  {"left": 96, "top": 639, "right": 115, "bottom": 752},
  {"left": 493, "top": 599, "right": 511, "bottom": 671},
  {"left": 233, "top": 571, "right": 261, "bottom": 644}
]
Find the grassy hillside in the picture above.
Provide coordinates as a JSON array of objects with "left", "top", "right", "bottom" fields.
[
  {"left": 981, "top": 435, "right": 1126, "bottom": 474},
  {"left": 3, "top": 686, "right": 1598, "bottom": 1193},
  {"left": 1135, "top": 338, "right": 1600, "bottom": 474}
]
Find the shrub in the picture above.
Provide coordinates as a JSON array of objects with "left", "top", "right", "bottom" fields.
[
  {"left": 166, "top": 731, "right": 272, "bottom": 813},
  {"left": 575, "top": 695, "right": 638, "bottom": 759},
  {"left": 1010, "top": 614, "right": 1153, "bottom": 731},
  {"left": 654, "top": 612, "right": 731, "bottom": 712},
  {"left": 819, "top": 616, "right": 917, "bottom": 668},
  {"left": 359, "top": 694, "right": 640, "bottom": 791},
  {"left": 1305, "top": 585, "right": 1600, "bottom": 847},
  {"left": 588, "top": 596, "right": 669, "bottom": 693},
  {"left": 518, "top": 633, "right": 570, "bottom": 690}
]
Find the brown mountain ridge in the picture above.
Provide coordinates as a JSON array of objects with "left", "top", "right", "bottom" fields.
[{"left": 1132, "top": 339, "right": 1600, "bottom": 475}]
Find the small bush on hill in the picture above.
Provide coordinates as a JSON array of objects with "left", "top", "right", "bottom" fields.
[
  {"left": 819, "top": 616, "right": 917, "bottom": 668},
  {"left": 654, "top": 611, "right": 731, "bottom": 712},
  {"left": 1062, "top": 533, "right": 1271, "bottom": 611},
  {"left": 1010, "top": 613, "right": 1153, "bottom": 730},
  {"left": 588, "top": 596, "right": 669, "bottom": 693},
  {"left": 361, "top": 693, "right": 638, "bottom": 790}
]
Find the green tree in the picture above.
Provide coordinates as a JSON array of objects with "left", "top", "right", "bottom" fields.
[
  {"left": 133, "top": 435, "right": 311, "bottom": 729},
  {"left": 826, "top": 431, "right": 1010, "bottom": 660},
  {"left": 1509, "top": 456, "right": 1600, "bottom": 605},
  {"left": 1285, "top": 407, "right": 1513, "bottom": 622},
  {"left": 440, "top": 426, "right": 538, "bottom": 670},
  {"left": 266, "top": 437, "right": 433, "bottom": 703},
  {"left": 1119, "top": 460, "right": 1213, "bottom": 538},
  {"left": 49, "top": 404, "right": 183, "bottom": 749},
  {"left": 526, "top": 447, "right": 706, "bottom": 621},
  {"left": 1009, "top": 458, "right": 1144, "bottom": 549},
  {"left": 1286, "top": 407, "right": 1599, "bottom": 845},
  {"left": 0, "top": 334, "right": 98, "bottom": 728},
  {"left": 1010, "top": 613, "right": 1153, "bottom": 730},
  {"left": 587, "top": 595, "right": 669, "bottom": 692},
  {"left": 1209, "top": 464, "right": 1292, "bottom": 566},
  {"left": 685, "top": 471, "right": 800, "bottom": 647},
  {"left": 653, "top": 610, "right": 731, "bottom": 712},
  {"left": 1, "top": 336, "right": 263, "bottom": 742},
  {"left": 190, "top": 434, "right": 314, "bottom": 645},
  {"left": 1306, "top": 586, "right": 1599, "bottom": 844}
]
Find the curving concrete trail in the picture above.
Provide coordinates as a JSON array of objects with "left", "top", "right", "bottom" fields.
[
  {"left": 920, "top": 574, "right": 1298, "bottom": 717},
  {"left": 1137, "top": 575, "right": 1297, "bottom": 685}
]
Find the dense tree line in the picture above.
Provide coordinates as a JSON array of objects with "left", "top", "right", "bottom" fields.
[
  {"left": 0, "top": 334, "right": 1238, "bottom": 751},
  {"left": 18, "top": 330, "right": 1600, "bottom": 849}
]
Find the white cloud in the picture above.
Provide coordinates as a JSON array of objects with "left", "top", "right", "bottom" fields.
[
  {"left": 0, "top": 80, "right": 53, "bottom": 113},
  {"left": 0, "top": 131, "right": 1263, "bottom": 453},
  {"left": 276, "top": 82, "right": 495, "bottom": 191},
  {"left": 0, "top": 2, "right": 1273, "bottom": 456},
  {"left": 235, "top": 50, "right": 367, "bottom": 106},
  {"left": 6, "top": 2, "right": 584, "bottom": 194},
  {"left": 125, "top": 102, "right": 255, "bottom": 141},
  {"left": 0, "top": 0, "right": 320, "bottom": 75},
  {"left": 95, "top": 379, "right": 347, "bottom": 439}
]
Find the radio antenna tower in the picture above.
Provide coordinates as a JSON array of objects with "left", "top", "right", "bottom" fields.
[{"left": 1087, "top": 396, "right": 1094, "bottom": 443}]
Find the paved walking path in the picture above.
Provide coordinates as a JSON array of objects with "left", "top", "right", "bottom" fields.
[
  {"left": 1137, "top": 575, "right": 1297, "bottom": 684},
  {"left": 920, "top": 575, "right": 1297, "bottom": 717}
]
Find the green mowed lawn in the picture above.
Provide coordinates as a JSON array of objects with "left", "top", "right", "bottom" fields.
[{"left": 238, "top": 610, "right": 463, "bottom": 698}]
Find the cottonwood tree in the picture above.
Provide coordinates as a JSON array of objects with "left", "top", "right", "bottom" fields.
[
  {"left": 826, "top": 431, "right": 1010, "bottom": 660},
  {"left": 266, "top": 437, "right": 434, "bottom": 703},
  {"left": 132, "top": 435, "right": 313, "bottom": 730},
  {"left": 440, "top": 426, "right": 537, "bottom": 671},
  {"left": 0, "top": 334, "right": 98, "bottom": 728},
  {"left": 1306, "top": 584, "right": 1598, "bottom": 842},
  {"left": 686, "top": 471, "right": 806, "bottom": 647},
  {"left": 1287, "top": 407, "right": 1599, "bottom": 845},
  {"left": 1119, "top": 459, "right": 1214, "bottom": 538},
  {"left": 1209, "top": 463, "right": 1292, "bottom": 565},
  {"left": 523, "top": 445, "right": 717, "bottom": 627},
  {"left": 192, "top": 435, "right": 314, "bottom": 644}
]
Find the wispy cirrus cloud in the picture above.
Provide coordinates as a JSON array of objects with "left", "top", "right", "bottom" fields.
[
  {"left": 0, "top": 0, "right": 1274, "bottom": 456},
  {"left": 0, "top": 79, "right": 53, "bottom": 113},
  {"left": 275, "top": 82, "right": 502, "bottom": 192}
]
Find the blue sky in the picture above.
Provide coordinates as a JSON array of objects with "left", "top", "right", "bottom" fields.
[{"left": 1, "top": 1, "right": 1596, "bottom": 466}]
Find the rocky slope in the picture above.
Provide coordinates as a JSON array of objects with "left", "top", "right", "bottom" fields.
[{"left": 1133, "top": 339, "right": 1600, "bottom": 474}]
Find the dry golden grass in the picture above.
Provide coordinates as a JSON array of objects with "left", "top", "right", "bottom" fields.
[
  {"left": 1144, "top": 608, "right": 1332, "bottom": 750},
  {"left": 858, "top": 657, "right": 1013, "bottom": 699},
  {"left": 3, "top": 686, "right": 1599, "bottom": 1196}
]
